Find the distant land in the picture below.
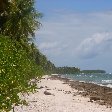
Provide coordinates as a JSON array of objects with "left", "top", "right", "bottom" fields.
[
  {"left": 81, "top": 70, "right": 106, "bottom": 74},
  {"left": 55, "top": 67, "right": 80, "bottom": 74},
  {"left": 54, "top": 66, "right": 106, "bottom": 74}
]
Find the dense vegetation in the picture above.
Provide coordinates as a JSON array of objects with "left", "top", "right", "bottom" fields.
[
  {"left": 55, "top": 67, "right": 80, "bottom": 74},
  {"left": 29, "top": 43, "right": 56, "bottom": 74},
  {"left": 81, "top": 70, "right": 106, "bottom": 74},
  {"left": 0, "top": 0, "right": 55, "bottom": 111},
  {"left": 54, "top": 68, "right": 106, "bottom": 74},
  {"left": 0, "top": 36, "right": 44, "bottom": 111}
]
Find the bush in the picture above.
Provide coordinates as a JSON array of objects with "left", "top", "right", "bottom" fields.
[{"left": 0, "top": 35, "right": 43, "bottom": 111}]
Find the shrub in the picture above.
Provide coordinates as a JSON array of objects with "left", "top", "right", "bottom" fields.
[{"left": 0, "top": 35, "right": 43, "bottom": 112}]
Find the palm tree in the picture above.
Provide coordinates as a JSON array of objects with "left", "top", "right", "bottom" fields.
[
  {"left": 0, "top": 0, "right": 42, "bottom": 42},
  {"left": 0, "top": 0, "right": 9, "bottom": 31},
  {"left": 0, "top": 0, "right": 8, "bottom": 12}
]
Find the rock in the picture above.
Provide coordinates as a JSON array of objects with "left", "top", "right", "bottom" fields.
[
  {"left": 44, "top": 91, "right": 52, "bottom": 95},
  {"left": 45, "top": 86, "right": 48, "bottom": 88},
  {"left": 81, "top": 92, "right": 88, "bottom": 97},
  {"left": 38, "top": 86, "right": 44, "bottom": 89},
  {"left": 46, "top": 88, "right": 51, "bottom": 90},
  {"left": 96, "top": 100, "right": 105, "bottom": 105},
  {"left": 90, "top": 96, "right": 101, "bottom": 102},
  {"left": 58, "top": 89, "right": 62, "bottom": 91},
  {"left": 65, "top": 91, "right": 71, "bottom": 94},
  {"left": 73, "top": 92, "right": 79, "bottom": 96}
]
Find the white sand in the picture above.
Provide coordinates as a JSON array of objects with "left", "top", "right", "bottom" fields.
[{"left": 11, "top": 75, "right": 112, "bottom": 112}]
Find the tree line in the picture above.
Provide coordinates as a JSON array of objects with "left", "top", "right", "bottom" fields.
[
  {"left": 81, "top": 70, "right": 106, "bottom": 74},
  {"left": 54, "top": 67, "right": 80, "bottom": 74}
]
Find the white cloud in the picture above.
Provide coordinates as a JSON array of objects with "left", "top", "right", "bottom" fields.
[
  {"left": 76, "top": 32, "right": 112, "bottom": 59},
  {"left": 35, "top": 10, "right": 112, "bottom": 71}
]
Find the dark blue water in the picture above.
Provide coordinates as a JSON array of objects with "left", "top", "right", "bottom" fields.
[{"left": 62, "top": 73, "right": 112, "bottom": 88}]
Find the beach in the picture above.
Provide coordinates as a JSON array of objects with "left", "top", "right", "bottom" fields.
[{"left": 11, "top": 75, "right": 112, "bottom": 112}]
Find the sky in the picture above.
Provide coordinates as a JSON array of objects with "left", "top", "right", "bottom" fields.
[{"left": 35, "top": 0, "right": 112, "bottom": 72}]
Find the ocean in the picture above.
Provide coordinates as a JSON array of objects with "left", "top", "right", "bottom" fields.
[{"left": 62, "top": 73, "right": 112, "bottom": 88}]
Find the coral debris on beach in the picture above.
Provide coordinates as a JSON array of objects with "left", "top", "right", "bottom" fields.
[{"left": 11, "top": 75, "right": 112, "bottom": 112}]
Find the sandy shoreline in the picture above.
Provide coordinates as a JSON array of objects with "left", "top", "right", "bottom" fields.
[{"left": 11, "top": 75, "right": 112, "bottom": 112}]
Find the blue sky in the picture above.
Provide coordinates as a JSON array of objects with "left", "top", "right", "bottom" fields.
[{"left": 35, "top": 0, "right": 112, "bottom": 72}]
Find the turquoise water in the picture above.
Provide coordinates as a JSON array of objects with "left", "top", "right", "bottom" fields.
[{"left": 62, "top": 73, "right": 112, "bottom": 88}]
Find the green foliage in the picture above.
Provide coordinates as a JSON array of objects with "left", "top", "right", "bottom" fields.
[
  {"left": 55, "top": 66, "right": 80, "bottom": 74},
  {"left": 0, "top": 1, "right": 56, "bottom": 112},
  {"left": 0, "top": 0, "right": 42, "bottom": 42},
  {"left": 29, "top": 43, "right": 56, "bottom": 74},
  {"left": 81, "top": 70, "right": 106, "bottom": 74},
  {"left": 0, "top": 35, "right": 43, "bottom": 112}
]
